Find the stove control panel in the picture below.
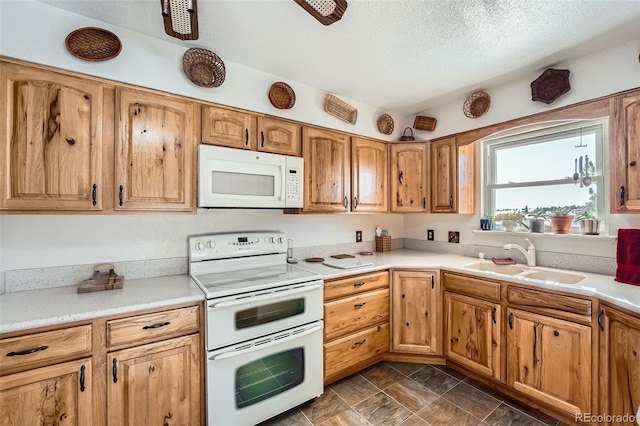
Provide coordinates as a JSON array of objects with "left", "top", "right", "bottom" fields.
[{"left": 189, "top": 231, "right": 287, "bottom": 262}]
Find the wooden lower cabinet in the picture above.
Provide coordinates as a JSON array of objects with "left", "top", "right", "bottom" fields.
[
  {"left": 323, "top": 271, "right": 389, "bottom": 385},
  {"left": 444, "top": 291, "right": 501, "bottom": 380},
  {"left": 391, "top": 270, "right": 441, "bottom": 355},
  {"left": 506, "top": 307, "right": 591, "bottom": 417},
  {"left": 599, "top": 306, "right": 640, "bottom": 425},
  {"left": 107, "top": 334, "right": 200, "bottom": 426},
  {"left": 0, "top": 358, "right": 92, "bottom": 425}
]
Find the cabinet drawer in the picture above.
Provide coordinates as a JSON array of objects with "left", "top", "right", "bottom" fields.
[
  {"left": 443, "top": 272, "right": 501, "bottom": 302},
  {"left": 0, "top": 325, "right": 92, "bottom": 373},
  {"left": 107, "top": 305, "right": 200, "bottom": 348},
  {"left": 507, "top": 286, "right": 592, "bottom": 323},
  {"left": 324, "top": 288, "right": 389, "bottom": 341},
  {"left": 324, "top": 323, "right": 389, "bottom": 383},
  {"left": 324, "top": 271, "right": 389, "bottom": 301}
]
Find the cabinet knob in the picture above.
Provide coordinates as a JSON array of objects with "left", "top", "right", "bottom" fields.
[{"left": 630, "top": 160, "right": 637, "bottom": 167}]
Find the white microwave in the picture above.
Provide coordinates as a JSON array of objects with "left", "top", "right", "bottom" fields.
[{"left": 198, "top": 145, "right": 303, "bottom": 208}]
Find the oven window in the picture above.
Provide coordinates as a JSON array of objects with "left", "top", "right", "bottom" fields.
[
  {"left": 235, "top": 348, "right": 304, "bottom": 408},
  {"left": 211, "top": 171, "right": 275, "bottom": 196},
  {"left": 235, "top": 299, "right": 305, "bottom": 329}
]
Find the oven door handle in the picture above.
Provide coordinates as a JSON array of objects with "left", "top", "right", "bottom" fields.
[
  {"left": 208, "top": 284, "right": 323, "bottom": 308},
  {"left": 209, "top": 324, "right": 323, "bottom": 360}
]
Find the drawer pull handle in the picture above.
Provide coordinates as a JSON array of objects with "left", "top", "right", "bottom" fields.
[
  {"left": 142, "top": 321, "right": 171, "bottom": 330},
  {"left": 6, "top": 345, "right": 48, "bottom": 357},
  {"left": 353, "top": 339, "right": 366, "bottom": 347},
  {"left": 353, "top": 282, "right": 366, "bottom": 287},
  {"left": 354, "top": 302, "right": 367, "bottom": 308},
  {"left": 80, "top": 365, "right": 86, "bottom": 392},
  {"left": 112, "top": 358, "right": 118, "bottom": 383}
]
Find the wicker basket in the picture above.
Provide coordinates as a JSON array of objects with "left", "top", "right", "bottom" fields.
[
  {"left": 399, "top": 127, "right": 415, "bottom": 141},
  {"left": 377, "top": 113, "right": 394, "bottom": 135},
  {"left": 413, "top": 116, "right": 437, "bottom": 131},
  {"left": 65, "top": 27, "right": 122, "bottom": 62},
  {"left": 324, "top": 94, "right": 357, "bottom": 125},
  {"left": 182, "top": 48, "right": 226, "bottom": 88},
  {"left": 375, "top": 236, "right": 392, "bottom": 252},
  {"left": 463, "top": 90, "right": 491, "bottom": 118},
  {"left": 269, "top": 82, "right": 296, "bottom": 109}
]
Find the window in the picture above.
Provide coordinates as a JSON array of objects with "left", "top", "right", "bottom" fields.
[{"left": 483, "top": 120, "right": 607, "bottom": 231}]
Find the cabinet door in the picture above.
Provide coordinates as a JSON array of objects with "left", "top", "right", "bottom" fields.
[
  {"left": 611, "top": 93, "right": 640, "bottom": 211},
  {"left": 390, "top": 143, "right": 428, "bottom": 212},
  {"left": 0, "top": 62, "right": 103, "bottom": 211},
  {"left": 0, "top": 358, "right": 92, "bottom": 426},
  {"left": 108, "top": 334, "right": 200, "bottom": 426},
  {"left": 257, "top": 116, "right": 301, "bottom": 156},
  {"left": 302, "top": 127, "right": 351, "bottom": 212},
  {"left": 391, "top": 270, "right": 441, "bottom": 355},
  {"left": 445, "top": 292, "right": 501, "bottom": 381},
  {"left": 352, "top": 137, "right": 388, "bottom": 212},
  {"left": 430, "top": 137, "right": 457, "bottom": 213},
  {"left": 599, "top": 307, "right": 640, "bottom": 425},
  {"left": 202, "top": 105, "right": 256, "bottom": 150},
  {"left": 506, "top": 308, "right": 591, "bottom": 416},
  {"left": 115, "top": 88, "right": 194, "bottom": 211}
]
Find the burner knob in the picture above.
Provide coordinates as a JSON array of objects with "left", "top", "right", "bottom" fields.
[
  {"left": 269, "top": 237, "right": 276, "bottom": 243},
  {"left": 277, "top": 237, "right": 284, "bottom": 244},
  {"left": 195, "top": 242, "right": 205, "bottom": 250},
  {"left": 206, "top": 241, "right": 215, "bottom": 249}
]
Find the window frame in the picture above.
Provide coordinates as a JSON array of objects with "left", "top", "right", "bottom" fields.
[{"left": 482, "top": 119, "right": 608, "bottom": 232}]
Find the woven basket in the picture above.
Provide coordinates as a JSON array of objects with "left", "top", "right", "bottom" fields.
[
  {"left": 399, "top": 127, "right": 415, "bottom": 141},
  {"left": 324, "top": 94, "right": 357, "bottom": 124},
  {"left": 65, "top": 27, "right": 122, "bottom": 62},
  {"left": 377, "top": 113, "right": 394, "bottom": 135},
  {"left": 413, "top": 116, "right": 437, "bottom": 131},
  {"left": 269, "top": 82, "right": 296, "bottom": 109},
  {"left": 463, "top": 91, "right": 491, "bottom": 118},
  {"left": 182, "top": 48, "right": 226, "bottom": 88},
  {"left": 375, "top": 236, "right": 391, "bottom": 252}
]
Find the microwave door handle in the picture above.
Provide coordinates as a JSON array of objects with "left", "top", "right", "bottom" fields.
[
  {"left": 210, "top": 324, "right": 323, "bottom": 360},
  {"left": 208, "top": 283, "right": 323, "bottom": 308}
]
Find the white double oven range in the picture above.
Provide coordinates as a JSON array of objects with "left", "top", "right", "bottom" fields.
[{"left": 188, "top": 231, "right": 324, "bottom": 426}]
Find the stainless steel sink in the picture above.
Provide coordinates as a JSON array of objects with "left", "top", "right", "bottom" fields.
[
  {"left": 519, "top": 269, "right": 585, "bottom": 284},
  {"left": 464, "top": 262, "right": 525, "bottom": 275}
]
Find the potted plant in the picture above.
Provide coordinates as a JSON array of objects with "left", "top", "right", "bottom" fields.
[
  {"left": 527, "top": 210, "right": 546, "bottom": 233},
  {"left": 480, "top": 214, "right": 494, "bottom": 231},
  {"left": 494, "top": 211, "right": 524, "bottom": 232},
  {"left": 549, "top": 208, "right": 575, "bottom": 234},
  {"left": 575, "top": 207, "right": 600, "bottom": 235}
]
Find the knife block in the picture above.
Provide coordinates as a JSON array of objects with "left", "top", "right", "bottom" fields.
[{"left": 375, "top": 236, "right": 391, "bottom": 252}]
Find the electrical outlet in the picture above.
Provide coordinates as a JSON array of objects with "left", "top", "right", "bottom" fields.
[
  {"left": 427, "top": 229, "right": 434, "bottom": 241},
  {"left": 448, "top": 231, "right": 460, "bottom": 243},
  {"left": 356, "top": 230, "right": 362, "bottom": 242}
]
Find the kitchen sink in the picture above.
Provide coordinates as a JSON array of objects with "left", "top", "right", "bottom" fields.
[
  {"left": 464, "top": 262, "right": 525, "bottom": 275},
  {"left": 519, "top": 270, "right": 585, "bottom": 284}
]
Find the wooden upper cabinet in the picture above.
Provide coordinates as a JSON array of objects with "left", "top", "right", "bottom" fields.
[
  {"left": 257, "top": 116, "right": 301, "bottom": 156},
  {"left": 391, "top": 270, "right": 441, "bottom": 355},
  {"left": 202, "top": 105, "right": 256, "bottom": 150},
  {"left": 302, "top": 127, "right": 351, "bottom": 212},
  {"left": 115, "top": 88, "right": 194, "bottom": 211},
  {"left": 611, "top": 93, "right": 640, "bottom": 212},
  {"left": 390, "top": 143, "right": 428, "bottom": 212},
  {"left": 0, "top": 62, "right": 103, "bottom": 211},
  {"left": 352, "top": 137, "right": 388, "bottom": 212},
  {"left": 430, "top": 137, "right": 457, "bottom": 213}
]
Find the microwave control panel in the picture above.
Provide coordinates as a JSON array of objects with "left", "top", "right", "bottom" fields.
[{"left": 285, "top": 157, "right": 303, "bottom": 208}]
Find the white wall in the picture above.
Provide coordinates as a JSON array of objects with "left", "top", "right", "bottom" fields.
[{"left": 0, "top": 0, "right": 400, "bottom": 141}]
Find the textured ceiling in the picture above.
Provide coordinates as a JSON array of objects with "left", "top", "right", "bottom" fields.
[{"left": 40, "top": 0, "right": 640, "bottom": 115}]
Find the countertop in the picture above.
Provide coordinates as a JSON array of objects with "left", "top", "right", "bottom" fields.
[
  {"left": 0, "top": 275, "right": 204, "bottom": 334},
  {"left": 2, "top": 249, "right": 639, "bottom": 335}
]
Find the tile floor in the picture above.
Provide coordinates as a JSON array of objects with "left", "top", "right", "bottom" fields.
[{"left": 260, "top": 362, "right": 566, "bottom": 426}]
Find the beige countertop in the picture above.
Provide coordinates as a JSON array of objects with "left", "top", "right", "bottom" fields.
[{"left": 2, "top": 249, "right": 639, "bottom": 335}]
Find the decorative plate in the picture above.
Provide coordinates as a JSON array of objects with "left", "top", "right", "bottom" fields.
[
  {"left": 531, "top": 68, "right": 571, "bottom": 104},
  {"left": 65, "top": 27, "right": 122, "bottom": 62},
  {"left": 463, "top": 90, "right": 491, "bottom": 118},
  {"left": 182, "top": 48, "right": 226, "bottom": 88},
  {"left": 269, "top": 82, "right": 296, "bottom": 109},
  {"left": 377, "top": 113, "right": 394, "bottom": 135}
]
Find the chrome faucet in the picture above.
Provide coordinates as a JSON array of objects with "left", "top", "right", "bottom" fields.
[{"left": 503, "top": 238, "right": 536, "bottom": 266}]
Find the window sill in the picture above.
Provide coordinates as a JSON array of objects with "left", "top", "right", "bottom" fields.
[{"left": 472, "top": 229, "right": 616, "bottom": 241}]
